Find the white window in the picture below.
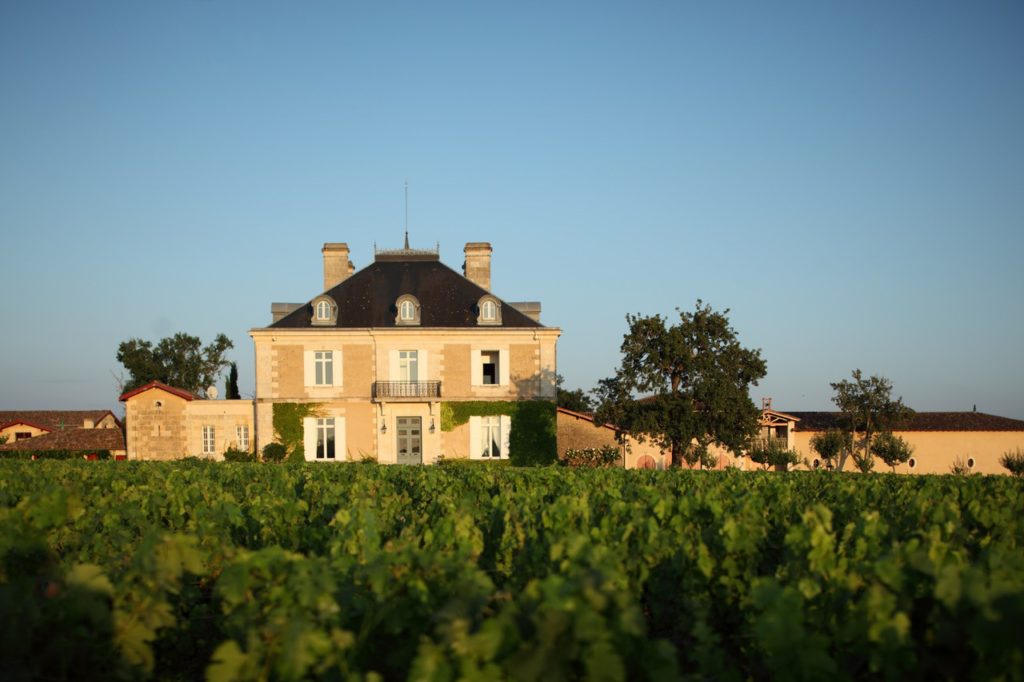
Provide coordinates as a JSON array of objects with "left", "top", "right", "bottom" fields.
[
  {"left": 472, "top": 349, "right": 508, "bottom": 386},
  {"left": 302, "top": 414, "right": 346, "bottom": 462},
  {"left": 399, "top": 350, "right": 419, "bottom": 382},
  {"left": 202, "top": 425, "right": 215, "bottom": 454},
  {"left": 315, "top": 300, "right": 331, "bottom": 320},
  {"left": 481, "top": 351, "right": 499, "bottom": 385},
  {"left": 400, "top": 300, "right": 415, "bottom": 321},
  {"left": 315, "top": 351, "right": 333, "bottom": 386},
  {"left": 395, "top": 295, "right": 421, "bottom": 325},
  {"left": 469, "top": 415, "right": 511, "bottom": 460},
  {"left": 236, "top": 425, "right": 249, "bottom": 450},
  {"left": 482, "top": 300, "right": 497, "bottom": 321}
]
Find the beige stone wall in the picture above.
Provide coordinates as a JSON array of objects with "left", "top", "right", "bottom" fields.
[
  {"left": 443, "top": 344, "right": 471, "bottom": 396},
  {"left": 124, "top": 390, "right": 190, "bottom": 461},
  {"left": 185, "top": 400, "right": 255, "bottom": 460},
  {"left": 509, "top": 344, "right": 539, "bottom": 398},
  {"left": 442, "top": 422, "right": 471, "bottom": 460},
  {"left": 792, "top": 430, "right": 1024, "bottom": 475}
]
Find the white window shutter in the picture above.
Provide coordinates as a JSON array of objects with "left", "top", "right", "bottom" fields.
[
  {"left": 499, "top": 349, "right": 510, "bottom": 386},
  {"left": 469, "top": 416, "right": 481, "bottom": 460},
  {"left": 471, "top": 349, "right": 482, "bottom": 386},
  {"left": 419, "top": 349, "right": 429, "bottom": 380},
  {"left": 303, "top": 351, "right": 315, "bottom": 387},
  {"left": 302, "top": 416, "right": 316, "bottom": 461},
  {"left": 500, "top": 415, "right": 511, "bottom": 460},
  {"left": 389, "top": 350, "right": 399, "bottom": 381},
  {"left": 334, "top": 349, "right": 342, "bottom": 389},
  {"left": 336, "top": 416, "right": 346, "bottom": 462}
]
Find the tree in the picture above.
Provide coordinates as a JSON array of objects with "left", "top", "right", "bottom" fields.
[
  {"left": 225, "top": 362, "right": 241, "bottom": 400},
  {"left": 809, "top": 429, "right": 853, "bottom": 471},
  {"left": 116, "top": 332, "right": 234, "bottom": 398},
  {"left": 1000, "top": 448, "right": 1024, "bottom": 477},
  {"left": 748, "top": 438, "right": 799, "bottom": 471},
  {"left": 830, "top": 370, "right": 913, "bottom": 471},
  {"left": 555, "top": 374, "right": 594, "bottom": 413},
  {"left": 594, "top": 301, "right": 767, "bottom": 468},
  {"left": 872, "top": 431, "right": 914, "bottom": 471}
]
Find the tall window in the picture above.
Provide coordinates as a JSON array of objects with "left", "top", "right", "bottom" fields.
[
  {"left": 315, "top": 300, "right": 331, "bottom": 320},
  {"left": 481, "top": 299, "right": 497, "bottom": 321},
  {"left": 202, "top": 426, "right": 215, "bottom": 454},
  {"left": 315, "top": 350, "right": 333, "bottom": 385},
  {"left": 480, "top": 416, "right": 501, "bottom": 458},
  {"left": 316, "top": 418, "right": 336, "bottom": 459},
  {"left": 399, "top": 350, "right": 419, "bottom": 382},
  {"left": 399, "top": 299, "right": 415, "bottom": 321},
  {"left": 481, "top": 351, "right": 499, "bottom": 385},
  {"left": 236, "top": 425, "right": 249, "bottom": 450}
]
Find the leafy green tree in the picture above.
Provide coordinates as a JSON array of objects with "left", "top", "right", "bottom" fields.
[
  {"left": 594, "top": 301, "right": 767, "bottom": 468},
  {"left": 1000, "top": 448, "right": 1024, "bottom": 477},
  {"left": 830, "top": 370, "right": 913, "bottom": 470},
  {"left": 748, "top": 438, "right": 799, "bottom": 471},
  {"left": 809, "top": 429, "right": 853, "bottom": 471},
  {"left": 872, "top": 431, "right": 914, "bottom": 471},
  {"left": 555, "top": 374, "right": 594, "bottom": 413},
  {"left": 117, "top": 332, "right": 234, "bottom": 398},
  {"left": 225, "top": 362, "right": 241, "bottom": 400}
]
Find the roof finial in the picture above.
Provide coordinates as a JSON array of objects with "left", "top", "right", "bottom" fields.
[{"left": 404, "top": 180, "right": 409, "bottom": 249}]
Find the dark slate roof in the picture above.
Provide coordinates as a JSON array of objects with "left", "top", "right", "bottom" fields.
[
  {"left": 0, "top": 427, "right": 125, "bottom": 452},
  {"left": 788, "top": 411, "right": 1024, "bottom": 432},
  {"left": 270, "top": 257, "right": 543, "bottom": 329}
]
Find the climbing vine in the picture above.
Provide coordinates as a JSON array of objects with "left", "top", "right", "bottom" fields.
[
  {"left": 272, "top": 402, "right": 322, "bottom": 462},
  {"left": 440, "top": 400, "right": 556, "bottom": 466}
]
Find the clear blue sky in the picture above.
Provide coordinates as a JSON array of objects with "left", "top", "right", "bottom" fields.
[{"left": 2, "top": 1, "right": 1022, "bottom": 418}]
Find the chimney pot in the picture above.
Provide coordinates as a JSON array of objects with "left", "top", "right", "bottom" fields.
[
  {"left": 322, "top": 243, "right": 351, "bottom": 291},
  {"left": 463, "top": 242, "right": 493, "bottom": 290}
]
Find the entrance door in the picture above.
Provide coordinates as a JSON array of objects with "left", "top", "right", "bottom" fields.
[{"left": 396, "top": 417, "right": 422, "bottom": 464}]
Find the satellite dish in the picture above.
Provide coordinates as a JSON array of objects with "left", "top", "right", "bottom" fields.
[{"left": 207, "top": 386, "right": 219, "bottom": 399}]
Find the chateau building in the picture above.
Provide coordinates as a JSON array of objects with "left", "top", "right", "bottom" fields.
[{"left": 121, "top": 240, "right": 561, "bottom": 463}]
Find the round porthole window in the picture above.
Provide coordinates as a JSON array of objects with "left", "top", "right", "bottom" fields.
[
  {"left": 154, "top": 400, "right": 163, "bottom": 409},
  {"left": 812, "top": 458, "right": 821, "bottom": 469},
  {"left": 967, "top": 457, "right": 976, "bottom": 469},
  {"left": 908, "top": 457, "right": 916, "bottom": 469}
]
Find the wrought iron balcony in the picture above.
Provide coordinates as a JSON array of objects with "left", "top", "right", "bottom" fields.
[{"left": 373, "top": 381, "right": 442, "bottom": 401}]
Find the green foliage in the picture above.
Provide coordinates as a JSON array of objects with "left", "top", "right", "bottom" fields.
[
  {"left": 950, "top": 456, "right": 972, "bottom": 476},
  {"left": 555, "top": 373, "right": 594, "bottom": 413},
  {"left": 2, "top": 462, "right": 1024, "bottom": 680},
  {"left": 222, "top": 447, "right": 256, "bottom": 463},
  {"left": 561, "top": 446, "right": 620, "bottom": 468},
  {"left": 440, "top": 400, "right": 557, "bottom": 466},
  {"left": 0, "top": 449, "right": 112, "bottom": 461},
  {"left": 1001, "top": 448, "right": 1024, "bottom": 477},
  {"left": 261, "top": 442, "right": 288, "bottom": 463},
  {"left": 852, "top": 451, "right": 876, "bottom": 473},
  {"left": 747, "top": 439, "right": 800, "bottom": 471},
  {"left": 117, "top": 332, "right": 234, "bottom": 397},
  {"left": 594, "top": 301, "right": 767, "bottom": 467},
  {"left": 831, "top": 369, "right": 914, "bottom": 466},
  {"left": 272, "top": 402, "right": 321, "bottom": 461},
  {"left": 225, "top": 362, "right": 241, "bottom": 400},
  {"left": 809, "top": 429, "right": 853, "bottom": 471},
  {"left": 872, "top": 432, "right": 914, "bottom": 471}
]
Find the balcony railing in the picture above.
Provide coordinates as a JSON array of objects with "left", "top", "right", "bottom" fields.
[{"left": 373, "top": 381, "right": 442, "bottom": 400}]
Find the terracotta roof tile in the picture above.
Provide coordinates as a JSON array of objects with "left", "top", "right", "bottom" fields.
[
  {"left": 118, "top": 381, "right": 197, "bottom": 402},
  {"left": 0, "top": 426, "right": 125, "bottom": 452},
  {"left": 0, "top": 410, "right": 118, "bottom": 432},
  {"left": 787, "top": 411, "right": 1024, "bottom": 432}
]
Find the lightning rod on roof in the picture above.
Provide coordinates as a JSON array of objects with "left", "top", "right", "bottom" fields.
[{"left": 404, "top": 180, "right": 409, "bottom": 249}]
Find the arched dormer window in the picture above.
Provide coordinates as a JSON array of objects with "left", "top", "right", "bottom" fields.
[
  {"left": 395, "top": 294, "right": 421, "bottom": 326},
  {"left": 311, "top": 295, "right": 338, "bottom": 326},
  {"left": 477, "top": 295, "right": 501, "bottom": 326}
]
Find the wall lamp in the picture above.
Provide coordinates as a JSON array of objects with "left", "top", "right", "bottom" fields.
[{"left": 429, "top": 418, "right": 435, "bottom": 433}]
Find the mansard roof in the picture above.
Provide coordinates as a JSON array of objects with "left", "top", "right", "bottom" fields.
[{"left": 269, "top": 257, "right": 543, "bottom": 329}]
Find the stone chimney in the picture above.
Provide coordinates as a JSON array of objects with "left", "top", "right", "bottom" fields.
[
  {"left": 463, "top": 242, "right": 492, "bottom": 290},
  {"left": 322, "top": 243, "right": 353, "bottom": 291}
]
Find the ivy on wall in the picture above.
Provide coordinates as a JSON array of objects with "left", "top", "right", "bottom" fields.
[
  {"left": 440, "top": 400, "right": 556, "bottom": 466},
  {"left": 272, "top": 403, "right": 321, "bottom": 462}
]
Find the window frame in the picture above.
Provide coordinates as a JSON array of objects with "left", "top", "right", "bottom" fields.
[
  {"left": 395, "top": 294, "right": 421, "bottom": 326},
  {"left": 236, "top": 425, "right": 249, "bottom": 451},
  {"left": 314, "top": 350, "right": 334, "bottom": 386},
  {"left": 476, "top": 295, "right": 502, "bottom": 326},
  {"left": 310, "top": 295, "right": 338, "bottom": 326},
  {"left": 202, "top": 425, "right": 216, "bottom": 455},
  {"left": 316, "top": 417, "right": 336, "bottom": 460}
]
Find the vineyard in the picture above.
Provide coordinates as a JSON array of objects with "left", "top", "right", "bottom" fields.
[{"left": 1, "top": 461, "right": 1022, "bottom": 681}]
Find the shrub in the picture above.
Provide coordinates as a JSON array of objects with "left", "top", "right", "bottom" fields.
[
  {"left": 261, "top": 442, "right": 287, "bottom": 463},
  {"left": 748, "top": 439, "right": 799, "bottom": 471},
  {"left": 1001, "top": 448, "right": 1024, "bottom": 477},
  {"left": 950, "top": 456, "right": 971, "bottom": 476},
  {"left": 561, "top": 446, "right": 620, "bottom": 468},
  {"left": 851, "top": 451, "right": 875, "bottom": 473},
  {"left": 872, "top": 432, "right": 914, "bottom": 471},
  {"left": 810, "top": 429, "right": 852, "bottom": 470},
  {"left": 223, "top": 447, "right": 256, "bottom": 463}
]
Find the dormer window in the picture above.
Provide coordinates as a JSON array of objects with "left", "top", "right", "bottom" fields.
[
  {"left": 477, "top": 296, "right": 501, "bottom": 325},
  {"left": 395, "top": 294, "right": 421, "bottom": 326},
  {"left": 311, "top": 295, "right": 338, "bottom": 326}
]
